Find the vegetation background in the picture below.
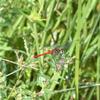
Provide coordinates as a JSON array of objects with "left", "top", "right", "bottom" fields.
[{"left": 0, "top": 0, "right": 100, "bottom": 100}]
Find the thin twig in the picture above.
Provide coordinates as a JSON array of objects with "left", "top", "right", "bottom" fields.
[
  {"left": 0, "top": 57, "right": 38, "bottom": 77},
  {"left": 7, "top": 69, "right": 24, "bottom": 99},
  {"left": 52, "top": 83, "right": 100, "bottom": 95},
  {"left": 5, "top": 68, "right": 22, "bottom": 77},
  {"left": 0, "top": 57, "right": 18, "bottom": 65}
]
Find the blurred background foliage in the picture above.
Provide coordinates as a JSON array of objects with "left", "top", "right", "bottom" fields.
[{"left": 0, "top": 0, "right": 100, "bottom": 100}]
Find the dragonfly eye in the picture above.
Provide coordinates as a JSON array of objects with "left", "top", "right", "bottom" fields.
[
  {"left": 60, "top": 49, "right": 64, "bottom": 54},
  {"left": 52, "top": 48, "right": 64, "bottom": 55}
]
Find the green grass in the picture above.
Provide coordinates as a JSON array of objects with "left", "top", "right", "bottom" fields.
[{"left": 0, "top": 0, "right": 100, "bottom": 100}]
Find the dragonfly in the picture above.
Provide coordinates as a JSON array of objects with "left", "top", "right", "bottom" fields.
[
  {"left": 32, "top": 48, "right": 64, "bottom": 59},
  {"left": 32, "top": 47, "right": 75, "bottom": 71}
]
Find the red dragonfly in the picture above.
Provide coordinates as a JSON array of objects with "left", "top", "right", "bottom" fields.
[
  {"left": 32, "top": 47, "right": 75, "bottom": 71},
  {"left": 32, "top": 48, "right": 64, "bottom": 58}
]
